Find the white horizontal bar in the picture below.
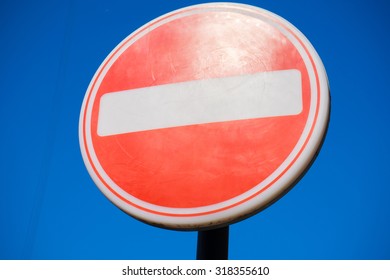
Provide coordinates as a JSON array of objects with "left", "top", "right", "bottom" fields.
[{"left": 97, "top": 69, "right": 302, "bottom": 136}]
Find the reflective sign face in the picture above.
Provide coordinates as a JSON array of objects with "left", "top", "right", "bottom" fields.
[{"left": 79, "top": 3, "right": 330, "bottom": 230}]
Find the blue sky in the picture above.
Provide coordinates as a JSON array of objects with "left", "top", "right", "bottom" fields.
[{"left": 1, "top": 0, "right": 389, "bottom": 260}]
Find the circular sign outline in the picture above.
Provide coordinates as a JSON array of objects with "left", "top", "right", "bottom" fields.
[{"left": 79, "top": 3, "right": 329, "bottom": 229}]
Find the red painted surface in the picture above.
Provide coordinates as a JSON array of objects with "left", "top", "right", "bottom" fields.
[{"left": 83, "top": 7, "right": 317, "bottom": 214}]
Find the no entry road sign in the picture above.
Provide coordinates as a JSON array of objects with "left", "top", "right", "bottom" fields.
[{"left": 79, "top": 3, "right": 330, "bottom": 230}]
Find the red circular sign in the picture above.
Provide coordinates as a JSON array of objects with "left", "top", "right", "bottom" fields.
[{"left": 79, "top": 3, "right": 329, "bottom": 229}]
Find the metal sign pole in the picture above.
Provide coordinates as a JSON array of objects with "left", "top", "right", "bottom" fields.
[{"left": 196, "top": 226, "right": 229, "bottom": 260}]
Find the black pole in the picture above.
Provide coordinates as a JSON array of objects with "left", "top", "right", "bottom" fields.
[{"left": 196, "top": 226, "right": 229, "bottom": 260}]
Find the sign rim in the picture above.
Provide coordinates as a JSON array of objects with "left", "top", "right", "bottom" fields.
[{"left": 79, "top": 2, "right": 330, "bottom": 229}]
